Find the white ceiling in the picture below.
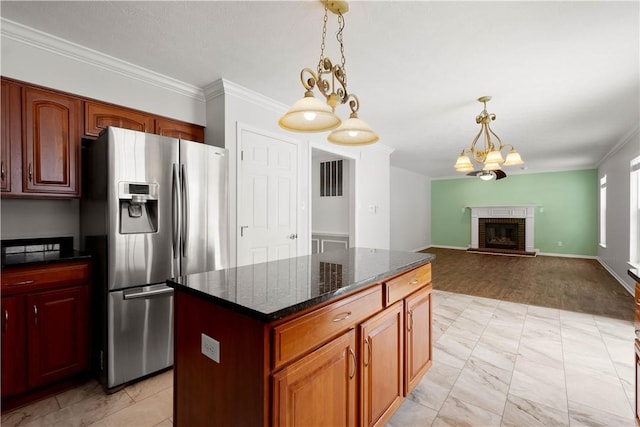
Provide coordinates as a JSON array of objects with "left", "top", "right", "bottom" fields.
[{"left": 1, "top": 1, "right": 638, "bottom": 179}]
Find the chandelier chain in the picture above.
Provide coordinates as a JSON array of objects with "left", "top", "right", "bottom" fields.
[
  {"left": 337, "top": 12, "right": 346, "bottom": 83},
  {"left": 318, "top": 5, "right": 329, "bottom": 75}
]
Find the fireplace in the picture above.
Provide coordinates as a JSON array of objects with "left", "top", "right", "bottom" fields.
[
  {"left": 479, "top": 218, "right": 525, "bottom": 252},
  {"left": 468, "top": 205, "right": 536, "bottom": 254}
]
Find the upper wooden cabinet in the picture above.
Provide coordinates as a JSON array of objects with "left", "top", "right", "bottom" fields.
[
  {"left": 155, "top": 117, "right": 204, "bottom": 142},
  {"left": 84, "top": 101, "right": 154, "bottom": 137},
  {"left": 1, "top": 80, "right": 81, "bottom": 198},
  {"left": 85, "top": 101, "right": 204, "bottom": 143},
  {"left": 22, "top": 87, "right": 81, "bottom": 197}
]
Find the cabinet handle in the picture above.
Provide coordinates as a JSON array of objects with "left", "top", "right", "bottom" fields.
[
  {"left": 409, "top": 279, "right": 419, "bottom": 285},
  {"left": 349, "top": 347, "right": 356, "bottom": 380},
  {"left": 28, "top": 164, "right": 33, "bottom": 182},
  {"left": 635, "top": 298, "right": 640, "bottom": 307},
  {"left": 33, "top": 305, "right": 38, "bottom": 325},
  {"left": 332, "top": 311, "right": 352, "bottom": 322},
  {"left": 407, "top": 310, "right": 413, "bottom": 332},
  {"left": 4, "top": 309, "right": 8, "bottom": 333},
  {"left": 1, "top": 161, "right": 5, "bottom": 181},
  {"left": 364, "top": 338, "right": 371, "bottom": 367},
  {"left": 6, "top": 280, "right": 34, "bottom": 286}
]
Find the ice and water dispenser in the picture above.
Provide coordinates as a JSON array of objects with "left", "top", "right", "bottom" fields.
[{"left": 118, "top": 182, "right": 159, "bottom": 234}]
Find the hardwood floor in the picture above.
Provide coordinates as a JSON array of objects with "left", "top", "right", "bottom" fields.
[{"left": 422, "top": 247, "right": 634, "bottom": 321}]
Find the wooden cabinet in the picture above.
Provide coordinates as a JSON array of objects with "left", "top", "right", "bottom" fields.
[
  {"left": 26, "top": 286, "right": 89, "bottom": 389},
  {"left": 85, "top": 101, "right": 204, "bottom": 142},
  {"left": 405, "top": 285, "right": 432, "bottom": 395},
  {"left": 1, "top": 79, "right": 21, "bottom": 194},
  {"left": 84, "top": 101, "right": 154, "bottom": 137},
  {"left": 1, "top": 295, "right": 27, "bottom": 397},
  {"left": 155, "top": 117, "right": 204, "bottom": 142},
  {"left": 272, "top": 329, "right": 357, "bottom": 427},
  {"left": 360, "top": 301, "right": 404, "bottom": 427},
  {"left": 1, "top": 79, "right": 81, "bottom": 198},
  {"left": 1, "top": 261, "right": 90, "bottom": 407},
  {"left": 22, "top": 86, "right": 81, "bottom": 196},
  {"left": 635, "top": 280, "right": 640, "bottom": 425}
]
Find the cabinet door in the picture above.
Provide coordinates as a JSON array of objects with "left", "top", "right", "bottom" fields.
[
  {"left": 360, "top": 301, "right": 404, "bottom": 427},
  {"left": 27, "top": 286, "right": 89, "bottom": 389},
  {"left": 272, "top": 329, "right": 357, "bottom": 427},
  {"left": 155, "top": 117, "right": 204, "bottom": 143},
  {"left": 1, "top": 79, "right": 21, "bottom": 194},
  {"left": 1, "top": 295, "right": 27, "bottom": 398},
  {"left": 84, "top": 101, "right": 154, "bottom": 137},
  {"left": 405, "top": 286, "right": 432, "bottom": 395},
  {"left": 23, "top": 87, "right": 81, "bottom": 196}
]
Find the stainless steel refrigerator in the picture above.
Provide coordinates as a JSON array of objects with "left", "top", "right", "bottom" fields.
[{"left": 80, "top": 126, "right": 228, "bottom": 392}]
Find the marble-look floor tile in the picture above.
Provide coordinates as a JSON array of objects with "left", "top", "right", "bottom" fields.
[
  {"left": 100, "top": 388, "right": 173, "bottom": 427},
  {"left": 502, "top": 394, "right": 569, "bottom": 427},
  {"left": 153, "top": 418, "right": 173, "bottom": 427},
  {"left": 595, "top": 316, "right": 635, "bottom": 341},
  {"left": 568, "top": 399, "right": 636, "bottom": 427},
  {"left": 433, "top": 332, "right": 477, "bottom": 369},
  {"left": 124, "top": 370, "right": 173, "bottom": 403},
  {"left": 517, "top": 336, "right": 564, "bottom": 368},
  {"left": 526, "top": 304, "right": 560, "bottom": 320},
  {"left": 432, "top": 395, "right": 502, "bottom": 427},
  {"left": 564, "top": 364, "right": 633, "bottom": 419},
  {"left": 448, "top": 357, "right": 510, "bottom": 415},
  {"left": 1, "top": 396, "right": 60, "bottom": 427},
  {"left": 55, "top": 380, "right": 104, "bottom": 409},
  {"left": 471, "top": 340, "right": 516, "bottom": 375},
  {"left": 387, "top": 398, "right": 438, "bottom": 427},
  {"left": 408, "top": 360, "right": 462, "bottom": 411},
  {"left": 509, "top": 357, "right": 568, "bottom": 412}
]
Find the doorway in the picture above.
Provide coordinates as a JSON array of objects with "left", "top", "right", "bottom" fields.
[{"left": 311, "top": 148, "right": 355, "bottom": 254}]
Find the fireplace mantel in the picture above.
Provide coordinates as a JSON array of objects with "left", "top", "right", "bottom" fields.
[{"left": 467, "top": 205, "right": 537, "bottom": 252}]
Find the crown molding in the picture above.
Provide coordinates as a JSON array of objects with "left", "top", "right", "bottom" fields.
[
  {"left": 203, "top": 78, "right": 288, "bottom": 114},
  {"left": 1, "top": 18, "right": 205, "bottom": 102},
  {"left": 597, "top": 123, "right": 640, "bottom": 167}
]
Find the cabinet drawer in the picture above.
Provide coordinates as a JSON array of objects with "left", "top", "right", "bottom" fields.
[
  {"left": 385, "top": 263, "right": 431, "bottom": 306},
  {"left": 2, "top": 262, "right": 89, "bottom": 294},
  {"left": 273, "top": 285, "right": 382, "bottom": 370}
]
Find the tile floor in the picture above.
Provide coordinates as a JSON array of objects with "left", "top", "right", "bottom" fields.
[{"left": 2, "top": 289, "right": 636, "bottom": 426}]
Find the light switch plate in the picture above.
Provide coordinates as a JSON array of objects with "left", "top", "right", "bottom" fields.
[{"left": 201, "top": 333, "right": 220, "bottom": 363}]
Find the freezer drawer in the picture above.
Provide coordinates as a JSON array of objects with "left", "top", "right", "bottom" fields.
[{"left": 107, "top": 284, "right": 174, "bottom": 389}]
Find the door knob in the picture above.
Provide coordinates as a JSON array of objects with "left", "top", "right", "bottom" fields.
[{"left": 288, "top": 233, "right": 298, "bottom": 239}]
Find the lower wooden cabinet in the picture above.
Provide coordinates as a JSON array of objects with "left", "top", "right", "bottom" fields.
[
  {"left": 360, "top": 301, "right": 404, "bottom": 427},
  {"left": 1, "top": 261, "right": 90, "bottom": 407},
  {"left": 272, "top": 329, "right": 357, "bottom": 427},
  {"left": 405, "top": 286, "right": 432, "bottom": 395},
  {"left": 635, "top": 339, "right": 640, "bottom": 426},
  {"left": 1, "top": 295, "right": 27, "bottom": 397}
]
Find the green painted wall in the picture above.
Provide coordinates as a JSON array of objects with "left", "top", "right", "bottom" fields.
[{"left": 431, "top": 169, "right": 598, "bottom": 256}]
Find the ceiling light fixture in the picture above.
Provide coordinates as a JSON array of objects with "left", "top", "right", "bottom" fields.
[
  {"left": 454, "top": 96, "right": 524, "bottom": 178},
  {"left": 278, "top": 1, "right": 379, "bottom": 145}
]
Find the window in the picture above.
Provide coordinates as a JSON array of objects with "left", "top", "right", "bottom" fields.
[
  {"left": 599, "top": 174, "right": 607, "bottom": 247},
  {"left": 631, "top": 156, "right": 640, "bottom": 267},
  {"left": 320, "top": 160, "right": 343, "bottom": 197}
]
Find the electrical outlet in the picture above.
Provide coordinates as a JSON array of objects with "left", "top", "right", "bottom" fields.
[{"left": 201, "top": 333, "right": 220, "bottom": 363}]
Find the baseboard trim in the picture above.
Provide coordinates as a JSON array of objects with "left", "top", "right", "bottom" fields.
[
  {"left": 598, "top": 258, "right": 634, "bottom": 296},
  {"left": 427, "top": 245, "right": 469, "bottom": 251},
  {"left": 537, "top": 252, "right": 598, "bottom": 259}
]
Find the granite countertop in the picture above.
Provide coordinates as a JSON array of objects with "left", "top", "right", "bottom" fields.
[
  {"left": 629, "top": 269, "right": 640, "bottom": 283},
  {"left": 1, "top": 237, "right": 91, "bottom": 269},
  {"left": 167, "top": 247, "right": 435, "bottom": 322}
]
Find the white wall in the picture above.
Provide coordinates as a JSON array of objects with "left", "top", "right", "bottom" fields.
[
  {"left": 598, "top": 125, "right": 640, "bottom": 293},
  {"left": 1, "top": 199, "right": 80, "bottom": 244},
  {"left": 390, "top": 166, "right": 431, "bottom": 252}
]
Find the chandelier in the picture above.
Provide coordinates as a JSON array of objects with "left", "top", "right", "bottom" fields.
[
  {"left": 454, "top": 96, "right": 523, "bottom": 179},
  {"left": 278, "top": 1, "right": 379, "bottom": 146}
]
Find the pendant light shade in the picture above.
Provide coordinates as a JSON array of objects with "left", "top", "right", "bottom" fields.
[
  {"left": 278, "top": 91, "right": 341, "bottom": 132},
  {"left": 327, "top": 113, "right": 379, "bottom": 145},
  {"left": 454, "top": 154, "right": 473, "bottom": 170},
  {"left": 504, "top": 149, "right": 524, "bottom": 166},
  {"left": 484, "top": 150, "right": 505, "bottom": 164}
]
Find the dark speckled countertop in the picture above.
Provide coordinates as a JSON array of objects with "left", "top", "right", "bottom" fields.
[
  {"left": 629, "top": 269, "right": 640, "bottom": 283},
  {"left": 167, "top": 248, "right": 435, "bottom": 322},
  {"left": 1, "top": 237, "right": 90, "bottom": 269}
]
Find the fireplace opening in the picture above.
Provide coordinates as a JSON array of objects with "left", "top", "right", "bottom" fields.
[{"left": 478, "top": 218, "right": 526, "bottom": 253}]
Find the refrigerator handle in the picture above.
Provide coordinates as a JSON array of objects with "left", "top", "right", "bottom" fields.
[
  {"left": 181, "top": 164, "right": 189, "bottom": 257},
  {"left": 172, "top": 163, "right": 179, "bottom": 259}
]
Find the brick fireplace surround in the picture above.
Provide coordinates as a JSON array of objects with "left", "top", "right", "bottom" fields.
[{"left": 468, "top": 205, "right": 536, "bottom": 253}]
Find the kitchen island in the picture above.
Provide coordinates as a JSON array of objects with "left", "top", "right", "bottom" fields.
[{"left": 167, "top": 248, "right": 435, "bottom": 427}]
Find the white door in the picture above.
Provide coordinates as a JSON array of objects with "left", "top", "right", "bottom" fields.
[{"left": 238, "top": 128, "right": 298, "bottom": 266}]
